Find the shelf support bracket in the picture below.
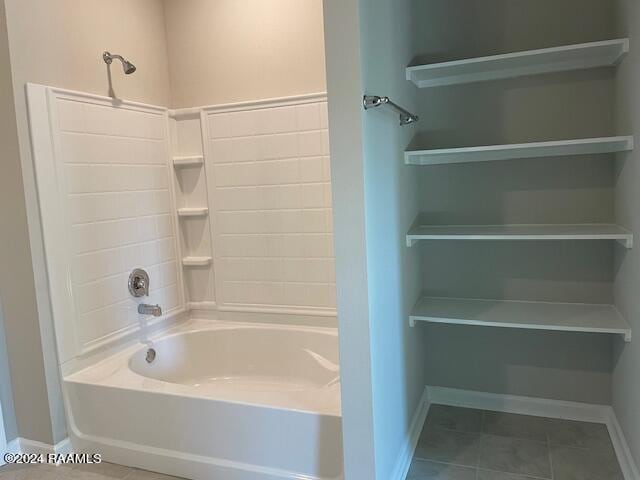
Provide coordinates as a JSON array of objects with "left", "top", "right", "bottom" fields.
[{"left": 617, "top": 236, "right": 633, "bottom": 249}]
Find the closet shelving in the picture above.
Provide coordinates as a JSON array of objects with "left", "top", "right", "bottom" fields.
[
  {"left": 409, "top": 297, "right": 631, "bottom": 342},
  {"left": 405, "top": 136, "right": 634, "bottom": 166},
  {"left": 405, "top": 37, "right": 634, "bottom": 341},
  {"left": 406, "top": 222, "right": 633, "bottom": 248},
  {"left": 406, "top": 38, "right": 629, "bottom": 88}
]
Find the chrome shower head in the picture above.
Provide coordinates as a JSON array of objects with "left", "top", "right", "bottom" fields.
[{"left": 103, "top": 51, "right": 137, "bottom": 75}]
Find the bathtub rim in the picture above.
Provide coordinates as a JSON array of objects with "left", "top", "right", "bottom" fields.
[{"left": 65, "top": 318, "right": 342, "bottom": 418}]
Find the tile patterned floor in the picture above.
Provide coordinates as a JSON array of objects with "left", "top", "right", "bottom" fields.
[
  {"left": 0, "top": 462, "right": 185, "bottom": 479},
  {"left": 0, "top": 407, "right": 625, "bottom": 480},
  {"left": 408, "top": 405, "right": 625, "bottom": 480}
]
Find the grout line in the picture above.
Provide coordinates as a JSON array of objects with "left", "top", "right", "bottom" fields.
[
  {"left": 214, "top": 181, "right": 329, "bottom": 189},
  {"left": 547, "top": 433, "right": 555, "bottom": 480},
  {"left": 61, "top": 129, "right": 166, "bottom": 142},
  {"left": 217, "top": 207, "right": 332, "bottom": 213},
  {"left": 69, "top": 187, "right": 170, "bottom": 197},
  {"left": 218, "top": 232, "right": 332, "bottom": 237},
  {"left": 476, "top": 467, "right": 552, "bottom": 480}
]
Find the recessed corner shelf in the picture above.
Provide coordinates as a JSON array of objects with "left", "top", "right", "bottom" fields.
[
  {"left": 405, "top": 136, "right": 634, "bottom": 166},
  {"left": 182, "top": 256, "right": 212, "bottom": 267},
  {"left": 173, "top": 155, "right": 204, "bottom": 167},
  {"left": 406, "top": 38, "right": 629, "bottom": 88},
  {"left": 409, "top": 296, "right": 632, "bottom": 342},
  {"left": 177, "top": 207, "right": 209, "bottom": 218},
  {"left": 406, "top": 222, "right": 633, "bottom": 248}
]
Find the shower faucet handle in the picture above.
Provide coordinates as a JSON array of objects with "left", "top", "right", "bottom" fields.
[{"left": 128, "top": 268, "right": 150, "bottom": 298}]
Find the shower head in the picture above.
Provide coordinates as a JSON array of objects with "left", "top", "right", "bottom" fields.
[{"left": 103, "top": 51, "right": 137, "bottom": 75}]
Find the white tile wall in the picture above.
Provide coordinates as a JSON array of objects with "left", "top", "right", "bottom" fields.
[
  {"left": 206, "top": 100, "right": 336, "bottom": 311},
  {"left": 55, "top": 98, "right": 181, "bottom": 348}
]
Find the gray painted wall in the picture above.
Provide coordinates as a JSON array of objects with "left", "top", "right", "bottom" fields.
[
  {"left": 0, "top": 0, "right": 56, "bottom": 444},
  {"left": 360, "top": 0, "right": 428, "bottom": 478},
  {"left": 613, "top": 0, "right": 640, "bottom": 466},
  {"left": 0, "top": 301, "right": 18, "bottom": 442},
  {"left": 411, "top": 0, "right": 618, "bottom": 404}
]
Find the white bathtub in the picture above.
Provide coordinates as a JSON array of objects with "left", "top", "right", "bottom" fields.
[{"left": 64, "top": 320, "right": 343, "bottom": 480}]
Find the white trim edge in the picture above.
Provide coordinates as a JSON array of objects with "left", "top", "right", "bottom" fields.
[
  {"left": 9, "top": 437, "right": 72, "bottom": 456},
  {"left": 426, "top": 386, "right": 609, "bottom": 423},
  {"left": 170, "top": 92, "right": 328, "bottom": 118},
  {"left": 390, "top": 387, "right": 431, "bottom": 480},
  {"left": 5, "top": 438, "right": 20, "bottom": 455},
  {"left": 606, "top": 409, "right": 640, "bottom": 480},
  {"left": 426, "top": 386, "right": 639, "bottom": 480}
]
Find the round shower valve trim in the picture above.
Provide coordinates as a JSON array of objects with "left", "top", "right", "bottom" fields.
[{"left": 128, "top": 268, "right": 150, "bottom": 298}]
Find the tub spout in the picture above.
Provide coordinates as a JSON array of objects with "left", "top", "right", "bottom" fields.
[{"left": 138, "top": 304, "right": 162, "bottom": 317}]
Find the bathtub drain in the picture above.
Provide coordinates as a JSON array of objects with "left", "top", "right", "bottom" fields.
[{"left": 146, "top": 348, "right": 157, "bottom": 364}]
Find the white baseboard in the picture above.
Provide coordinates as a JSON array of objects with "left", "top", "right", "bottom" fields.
[
  {"left": 9, "top": 437, "right": 72, "bottom": 456},
  {"left": 390, "top": 387, "right": 431, "bottom": 480},
  {"left": 426, "top": 386, "right": 639, "bottom": 480},
  {"left": 606, "top": 409, "right": 640, "bottom": 480},
  {"left": 426, "top": 386, "right": 609, "bottom": 423},
  {"left": 5, "top": 439, "right": 20, "bottom": 455}
]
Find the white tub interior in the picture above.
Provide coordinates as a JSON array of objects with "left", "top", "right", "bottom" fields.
[{"left": 69, "top": 320, "right": 341, "bottom": 417}]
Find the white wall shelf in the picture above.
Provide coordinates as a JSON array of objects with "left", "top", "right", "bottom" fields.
[
  {"left": 409, "top": 296, "right": 632, "bottom": 342},
  {"left": 182, "top": 256, "right": 213, "bottom": 267},
  {"left": 405, "top": 136, "right": 634, "bottom": 166},
  {"left": 173, "top": 155, "right": 204, "bottom": 167},
  {"left": 177, "top": 207, "right": 209, "bottom": 218},
  {"left": 406, "top": 222, "right": 633, "bottom": 248},
  {"left": 406, "top": 38, "right": 629, "bottom": 88}
]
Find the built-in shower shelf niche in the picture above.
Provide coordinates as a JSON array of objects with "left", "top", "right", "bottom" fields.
[
  {"left": 173, "top": 155, "right": 204, "bottom": 167},
  {"left": 182, "top": 256, "right": 213, "bottom": 267},
  {"left": 177, "top": 207, "right": 209, "bottom": 217},
  {"left": 409, "top": 296, "right": 632, "bottom": 342},
  {"left": 406, "top": 38, "right": 629, "bottom": 88},
  {"left": 406, "top": 221, "right": 633, "bottom": 248},
  {"left": 405, "top": 136, "right": 634, "bottom": 166}
]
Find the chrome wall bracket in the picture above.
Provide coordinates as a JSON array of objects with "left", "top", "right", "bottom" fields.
[{"left": 363, "top": 95, "right": 419, "bottom": 126}]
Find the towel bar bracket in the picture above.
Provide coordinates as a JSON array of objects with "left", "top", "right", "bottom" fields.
[{"left": 363, "top": 95, "right": 419, "bottom": 126}]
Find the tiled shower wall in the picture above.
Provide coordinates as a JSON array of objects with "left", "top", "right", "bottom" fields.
[
  {"left": 55, "top": 97, "right": 181, "bottom": 351},
  {"left": 205, "top": 99, "right": 336, "bottom": 312}
]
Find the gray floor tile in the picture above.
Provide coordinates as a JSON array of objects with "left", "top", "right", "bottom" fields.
[
  {"left": 547, "top": 419, "right": 613, "bottom": 451},
  {"left": 407, "top": 459, "right": 476, "bottom": 480},
  {"left": 124, "top": 469, "right": 183, "bottom": 480},
  {"left": 551, "top": 445, "right": 624, "bottom": 480},
  {"left": 426, "top": 405, "right": 483, "bottom": 433},
  {"left": 0, "top": 465, "right": 34, "bottom": 480},
  {"left": 477, "top": 470, "right": 541, "bottom": 480},
  {"left": 479, "top": 435, "right": 552, "bottom": 479},
  {"left": 0, "top": 464, "right": 63, "bottom": 480},
  {"left": 67, "top": 462, "right": 133, "bottom": 479},
  {"left": 0, "top": 463, "right": 185, "bottom": 480},
  {"left": 416, "top": 428, "right": 482, "bottom": 466},
  {"left": 482, "top": 411, "right": 549, "bottom": 442}
]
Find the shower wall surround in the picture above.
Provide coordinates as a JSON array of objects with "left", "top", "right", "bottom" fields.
[
  {"left": 31, "top": 88, "right": 182, "bottom": 362},
  {"left": 204, "top": 97, "right": 335, "bottom": 312},
  {"left": 29, "top": 85, "right": 335, "bottom": 368}
]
